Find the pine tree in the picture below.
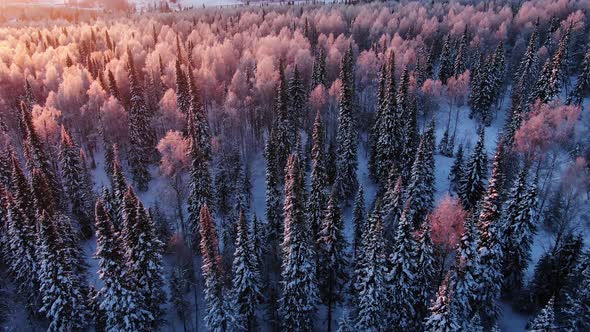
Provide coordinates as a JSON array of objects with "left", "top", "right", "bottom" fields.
[
  {"left": 352, "top": 186, "right": 365, "bottom": 256},
  {"left": 385, "top": 202, "right": 419, "bottom": 330},
  {"left": 473, "top": 141, "right": 506, "bottom": 328},
  {"left": 335, "top": 47, "right": 358, "bottom": 201},
  {"left": 199, "top": 204, "right": 227, "bottom": 331},
  {"left": 458, "top": 128, "right": 487, "bottom": 210},
  {"left": 126, "top": 48, "right": 155, "bottom": 191},
  {"left": 317, "top": 189, "right": 348, "bottom": 332},
  {"left": 230, "top": 209, "right": 262, "bottom": 331},
  {"left": 36, "top": 210, "right": 88, "bottom": 331},
  {"left": 60, "top": 126, "right": 93, "bottom": 237},
  {"left": 502, "top": 167, "right": 537, "bottom": 296},
  {"left": 449, "top": 144, "right": 464, "bottom": 193},
  {"left": 308, "top": 110, "right": 328, "bottom": 243},
  {"left": 94, "top": 200, "right": 150, "bottom": 331},
  {"left": 280, "top": 155, "right": 318, "bottom": 331},
  {"left": 567, "top": 47, "right": 590, "bottom": 105},
  {"left": 527, "top": 297, "right": 556, "bottom": 332},
  {"left": 354, "top": 205, "right": 387, "bottom": 332}
]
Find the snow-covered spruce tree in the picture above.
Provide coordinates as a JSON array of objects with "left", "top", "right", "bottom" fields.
[
  {"left": 530, "top": 28, "right": 570, "bottom": 105},
  {"left": 126, "top": 48, "right": 155, "bottom": 192},
  {"left": 199, "top": 204, "right": 227, "bottom": 331},
  {"left": 415, "top": 221, "right": 437, "bottom": 323},
  {"left": 0, "top": 145, "right": 13, "bottom": 187},
  {"left": 59, "top": 126, "right": 93, "bottom": 237},
  {"left": 398, "top": 72, "right": 419, "bottom": 182},
  {"left": 280, "top": 155, "right": 318, "bottom": 331},
  {"left": 369, "top": 63, "right": 388, "bottom": 182},
  {"left": 289, "top": 65, "right": 305, "bottom": 133},
  {"left": 250, "top": 214, "right": 265, "bottom": 281},
  {"left": 169, "top": 265, "right": 190, "bottom": 331},
  {"left": 311, "top": 48, "right": 327, "bottom": 88},
  {"left": 36, "top": 210, "right": 88, "bottom": 331},
  {"left": 94, "top": 200, "right": 150, "bottom": 331},
  {"left": 10, "top": 155, "right": 35, "bottom": 226},
  {"left": 354, "top": 204, "right": 387, "bottom": 332},
  {"left": 473, "top": 140, "right": 506, "bottom": 328},
  {"left": 109, "top": 144, "right": 127, "bottom": 227},
  {"left": 439, "top": 35, "right": 454, "bottom": 85},
  {"left": 317, "top": 189, "right": 349, "bottom": 332},
  {"left": 187, "top": 133, "right": 212, "bottom": 252},
  {"left": 527, "top": 233, "right": 583, "bottom": 313},
  {"left": 449, "top": 144, "right": 464, "bottom": 193},
  {"left": 454, "top": 213, "right": 480, "bottom": 324},
  {"left": 334, "top": 46, "right": 358, "bottom": 201},
  {"left": 123, "top": 198, "right": 166, "bottom": 329},
  {"left": 515, "top": 27, "right": 539, "bottom": 84},
  {"left": 187, "top": 64, "right": 212, "bottom": 162},
  {"left": 471, "top": 54, "right": 495, "bottom": 125},
  {"left": 175, "top": 59, "right": 191, "bottom": 115},
  {"left": 490, "top": 43, "right": 506, "bottom": 107},
  {"left": 371, "top": 52, "right": 399, "bottom": 186},
  {"left": 19, "top": 102, "right": 61, "bottom": 206},
  {"left": 561, "top": 249, "right": 590, "bottom": 330},
  {"left": 458, "top": 127, "right": 487, "bottom": 211},
  {"left": 567, "top": 47, "right": 590, "bottom": 105},
  {"left": 454, "top": 28, "right": 468, "bottom": 77},
  {"left": 271, "top": 61, "right": 294, "bottom": 174},
  {"left": 404, "top": 122, "right": 435, "bottom": 229},
  {"left": 385, "top": 202, "right": 419, "bottom": 330},
  {"left": 230, "top": 209, "right": 262, "bottom": 331},
  {"left": 264, "top": 129, "right": 283, "bottom": 271},
  {"left": 308, "top": 110, "right": 328, "bottom": 244},
  {"left": 527, "top": 297, "right": 557, "bottom": 332},
  {"left": 352, "top": 186, "right": 365, "bottom": 256},
  {"left": 502, "top": 166, "right": 538, "bottom": 297},
  {"left": 5, "top": 192, "right": 39, "bottom": 315},
  {"left": 423, "top": 271, "right": 460, "bottom": 332},
  {"left": 381, "top": 175, "right": 404, "bottom": 248}
]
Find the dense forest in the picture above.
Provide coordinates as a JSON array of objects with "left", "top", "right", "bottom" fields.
[{"left": 0, "top": 0, "right": 590, "bottom": 331}]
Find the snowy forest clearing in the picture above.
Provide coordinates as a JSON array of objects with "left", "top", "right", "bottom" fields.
[{"left": 1, "top": 0, "right": 590, "bottom": 331}]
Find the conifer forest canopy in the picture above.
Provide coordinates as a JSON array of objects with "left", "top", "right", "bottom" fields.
[{"left": 0, "top": 0, "right": 590, "bottom": 331}]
